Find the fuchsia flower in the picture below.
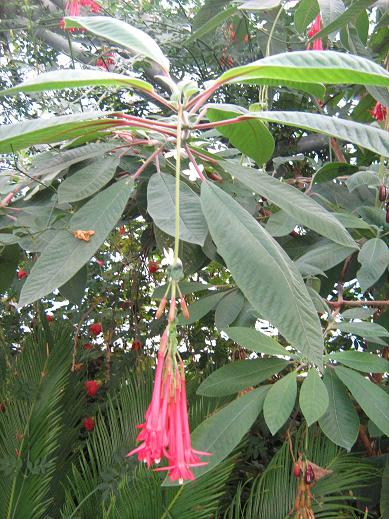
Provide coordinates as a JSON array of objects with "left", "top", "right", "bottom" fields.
[
  {"left": 59, "top": 0, "right": 101, "bottom": 31},
  {"left": 127, "top": 326, "right": 210, "bottom": 483},
  {"left": 307, "top": 15, "right": 323, "bottom": 51},
  {"left": 96, "top": 53, "right": 116, "bottom": 71},
  {"left": 371, "top": 102, "right": 387, "bottom": 122}
]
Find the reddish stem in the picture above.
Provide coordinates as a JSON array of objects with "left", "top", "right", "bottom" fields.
[
  {"left": 327, "top": 299, "right": 389, "bottom": 308},
  {"left": 133, "top": 145, "right": 165, "bottom": 180},
  {"left": 184, "top": 146, "right": 207, "bottom": 182},
  {"left": 187, "top": 82, "right": 222, "bottom": 113},
  {"left": 188, "top": 147, "right": 219, "bottom": 165}
]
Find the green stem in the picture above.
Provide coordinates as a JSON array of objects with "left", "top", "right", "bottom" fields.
[
  {"left": 266, "top": 5, "right": 283, "bottom": 58},
  {"left": 174, "top": 104, "right": 183, "bottom": 264},
  {"left": 160, "top": 486, "right": 184, "bottom": 519}
]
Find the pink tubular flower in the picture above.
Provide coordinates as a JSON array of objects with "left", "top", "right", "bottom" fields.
[
  {"left": 307, "top": 15, "right": 323, "bottom": 51},
  {"left": 96, "top": 53, "right": 116, "bottom": 71},
  {"left": 127, "top": 330, "right": 210, "bottom": 483},
  {"left": 60, "top": 0, "right": 101, "bottom": 31},
  {"left": 371, "top": 102, "right": 387, "bottom": 122}
]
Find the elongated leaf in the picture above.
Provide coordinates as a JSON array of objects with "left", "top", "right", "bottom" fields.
[
  {"left": 201, "top": 182, "right": 324, "bottom": 367},
  {"left": 327, "top": 351, "right": 389, "bottom": 373},
  {"left": 214, "top": 289, "right": 245, "bottom": 330},
  {"left": 318, "top": 369, "right": 359, "bottom": 450},
  {"left": 335, "top": 366, "right": 389, "bottom": 437},
  {"left": 345, "top": 170, "right": 381, "bottom": 192},
  {"left": 197, "top": 358, "right": 287, "bottom": 397},
  {"left": 222, "top": 161, "right": 356, "bottom": 248},
  {"left": 187, "top": 5, "right": 237, "bottom": 43},
  {"left": 341, "top": 307, "right": 375, "bottom": 319},
  {"left": 317, "top": 0, "right": 345, "bottom": 27},
  {"left": 299, "top": 369, "right": 329, "bottom": 426},
  {"left": 263, "top": 371, "right": 297, "bottom": 434},
  {"left": 312, "top": 161, "right": 357, "bottom": 184},
  {"left": 357, "top": 238, "right": 389, "bottom": 292},
  {"left": 147, "top": 173, "right": 208, "bottom": 246},
  {"left": 294, "top": 0, "right": 319, "bottom": 33},
  {"left": 249, "top": 110, "right": 389, "bottom": 157},
  {"left": 295, "top": 240, "right": 355, "bottom": 277},
  {"left": 19, "top": 178, "right": 133, "bottom": 307},
  {"left": 223, "top": 326, "right": 289, "bottom": 356},
  {"left": 207, "top": 108, "right": 274, "bottom": 166},
  {"left": 219, "top": 50, "right": 389, "bottom": 88},
  {"left": 59, "top": 265, "right": 87, "bottom": 305},
  {"left": 381, "top": 457, "right": 389, "bottom": 519},
  {"left": 0, "top": 70, "right": 154, "bottom": 97},
  {"left": 65, "top": 17, "right": 170, "bottom": 72},
  {"left": 58, "top": 156, "right": 119, "bottom": 203},
  {"left": 29, "top": 142, "right": 117, "bottom": 180},
  {"left": 0, "top": 112, "right": 117, "bottom": 153},
  {"left": 239, "top": 0, "right": 281, "bottom": 9},
  {"left": 336, "top": 321, "right": 389, "bottom": 339},
  {"left": 188, "top": 386, "right": 269, "bottom": 480}
]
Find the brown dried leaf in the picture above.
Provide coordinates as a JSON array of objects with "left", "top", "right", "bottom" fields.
[{"left": 73, "top": 230, "right": 95, "bottom": 242}]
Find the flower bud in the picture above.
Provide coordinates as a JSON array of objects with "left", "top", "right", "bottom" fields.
[
  {"left": 304, "top": 464, "right": 315, "bottom": 485},
  {"left": 180, "top": 296, "right": 190, "bottom": 320},
  {"left": 156, "top": 297, "right": 167, "bottom": 319},
  {"left": 379, "top": 184, "right": 387, "bottom": 202}
]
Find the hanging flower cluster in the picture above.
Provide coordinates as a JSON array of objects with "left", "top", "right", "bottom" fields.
[
  {"left": 127, "top": 279, "right": 210, "bottom": 484},
  {"left": 306, "top": 15, "right": 323, "bottom": 51},
  {"left": 96, "top": 52, "right": 116, "bottom": 71},
  {"left": 371, "top": 101, "right": 387, "bottom": 122}
]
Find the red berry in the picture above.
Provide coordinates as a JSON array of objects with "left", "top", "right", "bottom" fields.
[
  {"left": 84, "top": 380, "right": 100, "bottom": 398},
  {"left": 82, "top": 416, "right": 95, "bottom": 431},
  {"left": 46, "top": 314, "right": 53, "bottom": 322},
  {"left": 83, "top": 343, "right": 93, "bottom": 351},
  {"left": 89, "top": 322, "right": 102, "bottom": 336},
  {"left": 17, "top": 269, "right": 27, "bottom": 280},
  {"left": 148, "top": 261, "right": 159, "bottom": 273},
  {"left": 132, "top": 339, "right": 142, "bottom": 351},
  {"left": 293, "top": 463, "right": 301, "bottom": 478},
  {"left": 379, "top": 184, "right": 387, "bottom": 202}
]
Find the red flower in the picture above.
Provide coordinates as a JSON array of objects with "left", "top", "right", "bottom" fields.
[
  {"left": 83, "top": 342, "right": 93, "bottom": 351},
  {"left": 96, "top": 259, "right": 104, "bottom": 267},
  {"left": 96, "top": 53, "right": 116, "bottom": 71},
  {"left": 84, "top": 380, "right": 100, "bottom": 398},
  {"left": 307, "top": 15, "right": 323, "bottom": 51},
  {"left": 46, "top": 314, "right": 54, "bottom": 322},
  {"left": 371, "top": 102, "right": 387, "bottom": 122},
  {"left": 132, "top": 339, "right": 142, "bottom": 351},
  {"left": 89, "top": 322, "right": 102, "bottom": 336},
  {"left": 127, "top": 329, "right": 210, "bottom": 483},
  {"left": 59, "top": 0, "right": 101, "bottom": 31},
  {"left": 17, "top": 269, "right": 27, "bottom": 280},
  {"left": 119, "top": 225, "right": 125, "bottom": 236},
  {"left": 83, "top": 416, "right": 95, "bottom": 431},
  {"left": 244, "top": 34, "right": 249, "bottom": 44},
  {"left": 148, "top": 261, "right": 159, "bottom": 273}
]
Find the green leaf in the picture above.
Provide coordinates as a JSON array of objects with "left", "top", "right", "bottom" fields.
[
  {"left": 312, "top": 0, "right": 376, "bottom": 42},
  {"left": 341, "top": 307, "right": 375, "bottom": 319},
  {"left": 19, "top": 178, "right": 134, "bottom": 307},
  {"left": 381, "top": 457, "right": 389, "bottom": 519},
  {"left": 0, "top": 245, "right": 20, "bottom": 292},
  {"left": 222, "top": 161, "right": 356, "bottom": 248},
  {"left": 177, "top": 291, "right": 228, "bottom": 325},
  {"left": 333, "top": 212, "right": 373, "bottom": 230},
  {"left": 295, "top": 239, "right": 355, "bottom": 277},
  {"left": 147, "top": 173, "right": 208, "bottom": 246},
  {"left": 357, "top": 238, "right": 389, "bottom": 292},
  {"left": 294, "top": 0, "right": 319, "bottom": 33},
  {"left": 197, "top": 358, "right": 288, "bottom": 397},
  {"left": 266, "top": 210, "right": 297, "bottom": 237},
  {"left": 188, "top": 386, "right": 269, "bottom": 480},
  {"left": 0, "top": 112, "right": 117, "bottom": 153},
  {"left": 186, "top": 5, "right": 237, "bottom": 43},
  {"left": 312, "top": 162, "right": 357, "bottom": 184},
  {"left": 345, "top": 171, "right": 381, "bottom": 192},
  {"left": 317, "top": 0, "right": 345, "bottom": 28},
  {"left": 59, "top": 265, "right": 87, "bottom": 305},
  {"left": 0, "top": 70, "right": 154, "bottom": 97},
  {"left": 28, "top": 142, "right": 117, "bottom": 180},
  {"left": 201, "top": 181, "right": 324, "bottom": 367},
  {"left": 0, "top": 234, "right": 20, "bottom": 245},
  {"left": 214, "top": 289, "right": 245, "bottom": 330},
  {"left": 327, "top": 351, "right": 389, "bottom": 373},
  {"left": 58, "top": 156, "right": 120, "bottom": 203},
  {"left": 207, "top": 108, "right": 274, "bottom": 166},
  {"left": 318, "top": 369, "right": 359, "bottom": 450},
  {"left": 335, "top": 365, "right": 389, "bottom": 437},
  {"left": 223, "top": 326, "right": 289, "bottom": 356},
  {"left": 239, "top": 0, "right": 281, "bottom": 9},
  {"left": 299, "top": 369, "right": 329, "bottom": 426},
  {"left": 263, "top": 371, "right": 297, "bottom": 434},
  {"left": 336, "top": 321, "right": 389, "bottom": 339},
  {"left": 219, "top": 50, "right": 389, "bottom": 88},
  {"left": 249, "top": 110, "right": 389, "bottom": 157},
  {"left": 65, "top": 16, "right": 170, "bottom": 72}
]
